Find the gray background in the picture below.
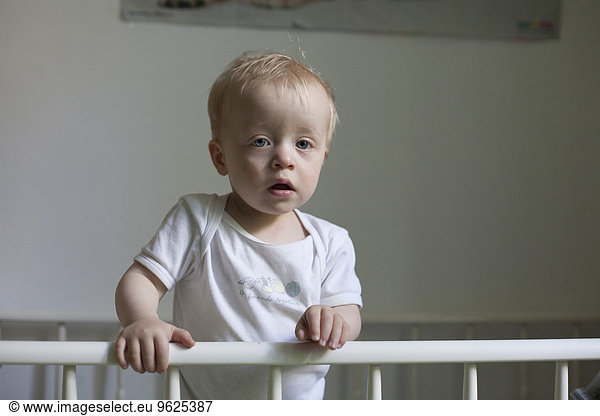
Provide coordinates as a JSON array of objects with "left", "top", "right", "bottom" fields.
[{"left": 1, "top": 0, "right": 598, "bottom": 324}]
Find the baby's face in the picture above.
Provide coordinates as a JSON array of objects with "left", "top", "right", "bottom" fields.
[{"left": 211, "top": 81, "right": 331, "bottom": 216}]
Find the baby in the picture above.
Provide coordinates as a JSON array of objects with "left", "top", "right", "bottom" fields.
[{"left": 114, "top": 51, "right": 363, "bottom": 399}]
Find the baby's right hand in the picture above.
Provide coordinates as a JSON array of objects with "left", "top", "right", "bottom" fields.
[{"left": 114, "top": 318, "right": 195, "bottom": 374}]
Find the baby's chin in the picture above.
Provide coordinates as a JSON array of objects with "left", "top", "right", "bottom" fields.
[
  {"left": 229, "top": 192, "right": 300, "bottom": 217},
  {"left": 253, "top": 202, "right": 303, "bottom": 217}
]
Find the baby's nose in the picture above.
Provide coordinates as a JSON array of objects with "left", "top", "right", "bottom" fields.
[{"left": 271, "top": 148, "right": 295, "bottom": 170}]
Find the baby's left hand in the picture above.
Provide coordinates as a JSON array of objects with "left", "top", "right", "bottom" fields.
[{"left": 295, "top": 305, "right": 352, "bottom": 350}]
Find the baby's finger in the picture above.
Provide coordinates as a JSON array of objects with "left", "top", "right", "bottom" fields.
[
  {"left": 125, "top": 338, "right": 144, "bottom": 373},
  {"left": 141, "top": 337, "right": 157, "bottom": 373},
  {"left": 295, "top": 320, "right": 308, "bottom": 341},
  {"left": 319, "top": 309, "right": 334, "bottom": 347},
  {"left": 114, "top": 335, "right": 128, "bottom": 369},
  {"left": 155, "top": 336, "right": 170, "bottom": 374},
  {"left": 171, "top": 327, "right": 196, "bottom": 348},
  {"left": 304, "top": 307, "right": 322, "bottom": 342},
  {"left": 327, "top": 315, "right": 344, "bottom": 350},
  {"left": 338, "top": 320, "right": 352, "bottom": 348}
]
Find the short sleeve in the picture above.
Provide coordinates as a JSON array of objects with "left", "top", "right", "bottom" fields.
[
  {"left": 134, "top": 198, "right": 201, "bottom": 290},
  {"left": 320, "top": 231, "right": 363, "bottom": 308}
]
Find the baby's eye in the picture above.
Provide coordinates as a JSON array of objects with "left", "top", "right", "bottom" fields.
[
  {"left": 296, "top": 139, "right": 311, "bottom": 150},
  {"left": 251, "top": 138, "right": 269, "bottom": 148}
]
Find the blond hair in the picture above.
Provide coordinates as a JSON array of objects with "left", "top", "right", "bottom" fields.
[{"left": 208, "top": 51, "right": 339, "bottom": 144}]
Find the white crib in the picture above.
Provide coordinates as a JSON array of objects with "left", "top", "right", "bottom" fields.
[
  {"left": 1, "top": 338, "right": 600, "bottom": 400},
  {"left": 1, "top": 317, "right": 600, "bottom": 400}
]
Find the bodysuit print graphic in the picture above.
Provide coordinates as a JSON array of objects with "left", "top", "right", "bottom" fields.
[{"left": 238, "top": 276, "right": 301, "bottom": 305}]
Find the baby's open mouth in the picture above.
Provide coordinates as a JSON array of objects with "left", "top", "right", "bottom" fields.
[
  {"left": 270, "top": 183, "right": 293, "bottom": 190},
  {"left": 268, "top": 181, "right": 295, "bottom": 197}
]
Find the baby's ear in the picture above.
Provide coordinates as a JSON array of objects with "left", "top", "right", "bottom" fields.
[{"left": 208, "top": 139, "right": 228, "bottom": 176}]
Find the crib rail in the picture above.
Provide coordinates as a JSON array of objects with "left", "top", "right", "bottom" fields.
[{"left": 1, "top": 339, "right": 600, "bottom": 400}]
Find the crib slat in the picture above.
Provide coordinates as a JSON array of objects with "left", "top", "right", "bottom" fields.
[
  {"left": 519, "top": 324, "right": 529, "bottom": 399},
  {"left": 166, "top": 367, "right": 181, "bottom": 400},
  {"left": 62, "top": 365, "right": 77, "bottom": 400},
  {"left": 409, "top": 326, "right": 419, "bottom": 399},
  {"left": 554, "top": 361, "right": 568, "bottom": 400},
  {"left": 462, "top": 363, "right": 478, "bottom": 400},
  {"left": 55, "top": 322, "right": 68, "bottom": 400},
  {"left": 367, "top": 364, "right": 382, "bottom": 400},
  {"left": 571, "top": 324, "right": 582, "bottom": 391},
  {"left": 268, "top": 365, "right": 282, "bottom": 400},
  {"left": 116, "top": 367, "right": 125, "bottom": 400}
]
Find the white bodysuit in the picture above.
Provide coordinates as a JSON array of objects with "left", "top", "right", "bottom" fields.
[{"left": 134, "top": 193, "right": 362, "bottom": 399}]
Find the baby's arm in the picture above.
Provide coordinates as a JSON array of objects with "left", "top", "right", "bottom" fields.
[
  {"left": 295, "top": 304, "right": 361, "bottom": 350},
  {"left": 114, "top": 263, "right": 195, "bottom": 374}
]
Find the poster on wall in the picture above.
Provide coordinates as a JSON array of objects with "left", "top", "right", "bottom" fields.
[{"left": 121, "top": 0, "right": 561, "bottom": 40}]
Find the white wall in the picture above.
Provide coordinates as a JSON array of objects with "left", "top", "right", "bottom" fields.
[{"left": 1, "top": 0, "right": 599, "bottom": 323}]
